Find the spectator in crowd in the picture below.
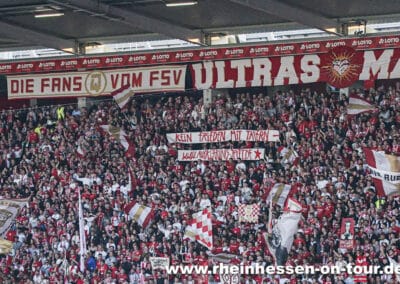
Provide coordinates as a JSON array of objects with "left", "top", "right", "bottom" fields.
[{"left": 0, "top": 83, "right": 398, "bottom": 283}]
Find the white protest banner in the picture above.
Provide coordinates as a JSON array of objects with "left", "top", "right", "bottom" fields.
[
  {"left": 7, "top": 65, "right": 186, "bottom": 99},
  {"left": 177, "top": 148, "right": 265, "bottom": 161},
  {"left": 167, "top": 129, "right": 279, "bottom": 144},
  {"left": 363, "top": 148, "right": 400, "bottom": 196},
  {"left": 149, "top": 257, "right": 170, "bottom": 270}
]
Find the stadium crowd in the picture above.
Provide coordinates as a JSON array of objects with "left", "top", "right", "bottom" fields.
[{"left": 0, "top": 82, "right": 399, "bottom": 284}]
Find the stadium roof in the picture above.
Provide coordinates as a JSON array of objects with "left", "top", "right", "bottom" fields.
[{"left": 0, "top": 0, "right": 400, "bottom": 56}]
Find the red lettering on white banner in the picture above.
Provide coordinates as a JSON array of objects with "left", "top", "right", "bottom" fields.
[
  {"left": 7, "top": 65, "right": 186, "bottom": 99},
  {"left": 167, "top": 130, "right": 280, "bottom": 144},
  {"left": 177, "top": 148, "right": 265, "bottom": 161}
]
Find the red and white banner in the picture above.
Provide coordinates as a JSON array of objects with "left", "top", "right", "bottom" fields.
[
  {"left": 363, "top": 148, "right": 400, "bottom": 196},
  {"left": 238, "top": 204, "right": 260, "bottom": 223},
  {"left": 347, "top": 93, "right": 376, "bottom": 115},
  {"left": 6, "top": 36, "right": 400, "bottom": 98},
  {"left": 191, "top": 48, "right": 400, "bottom": 89},
  {"left": 7, "top": 65, "right": 186, "bottom": 99},
  {"left": 177, "top": 148, "right": 265, "bottom": 161},
  {"left": 339, "top": 218, "right": 355, "bottom": 250},
  {"left": 167, "top": 129, "right": 279, "bottom": 144},
  {"left": 1, "top": 35, "right": 400, "bottom": 76}
]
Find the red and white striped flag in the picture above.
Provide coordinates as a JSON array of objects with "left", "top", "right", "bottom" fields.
[
  {"left": 111, "top": 84, "right": 134, "bottom": 109},
  {"left": 100, "top": 125, "right": 135, "bottom": 155},
  {"left": 363, "top": 148, "right": 400, "bottom": 196},
  {"left": 347, "top": 94, "right": 376, "bottom": 115},
  {"left": 124, "top": 201, "right": 154, "bottom": 228},
  {"left": 278, "top": 146, "right": 299, "bottom": 165},
  {"left": 184, "top": 208, "right": 213, "bottom": 250}
]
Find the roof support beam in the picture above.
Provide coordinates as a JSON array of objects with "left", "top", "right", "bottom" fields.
[
  {"left": 228, "top": 0, "right": 342, "bottom": 36},
  {"left": 0, "top": 20, "right": 77, "bottom": 52},
  {"left": 49, "top": 0, "right": 205, "bottom": 45}
]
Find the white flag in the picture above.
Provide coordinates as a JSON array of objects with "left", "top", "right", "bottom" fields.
[
  {"left": 149, "top": 257, "right": 170, "bottom": 270},
  {"left": 267, "top": 183, "right": 291, "bottom": 207},
  {"left": 278, "top": 146, "right": 299, "bottom": 165},
  {"left": 267, "top": 198, "right": 302, "bottom": 265}
]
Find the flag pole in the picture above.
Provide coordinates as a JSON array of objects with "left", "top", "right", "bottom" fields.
[
  {"left": 63, "top": 250, "right": 68, "bottom": 283},
  {"left": 78, "top": 189, "right": 87, "bottom": 274},
  {"left": 268, "top": 201, "right": 273, "bottom": 235}
]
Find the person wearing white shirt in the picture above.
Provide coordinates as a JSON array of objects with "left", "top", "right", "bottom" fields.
[
  {"left": 17, "top": 232, "right": 26, "bottom": 243},
  {"left": 71, "top": 233, "right": 79, "bottom": 247},
  {"left": 196, "top": 160, "right": 206, "bottom": 175},
  {"left": 199, "top": 194, "right": 211, "bottom": 209},
  {"left": 57, "top": 235, "right": 69, "bottom": 253},
  {"left": 179, "top": 179, "right": 190, "bottom": 191},
  {"left": 111, "top": 182, "right": 120, "bottom": 193},
  {"left": 33, "top": 271, "right": 42, "bottom": 284},
  {"left": 215, "top": 209, "right": 226, "bottom": 223},
  {"left": 103, "top": 183, "right": 112, "bottom": 195},
  {"left": 158, "top": 143, "right": 168, "bottom": 153},
  {"left": 236, "top": 159, "right": 246, "bottom": 172},
  {"left": 119, "top": 182, "right": 130, "bottom": 197},
  {"left": 111, "top": 211, "right": 120, "bottom": 227},
  {"left": 240, "top": 182, "right": 252, "bottom": 202},
  {"left": 95, "top": 247, "right": 107, "bottom": 259},
  {"left": 74, "top": 174, "right": 102, "bottom": 186},
  {"left": 29, "top": 216, "right": 39, "bottom": 228}
]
